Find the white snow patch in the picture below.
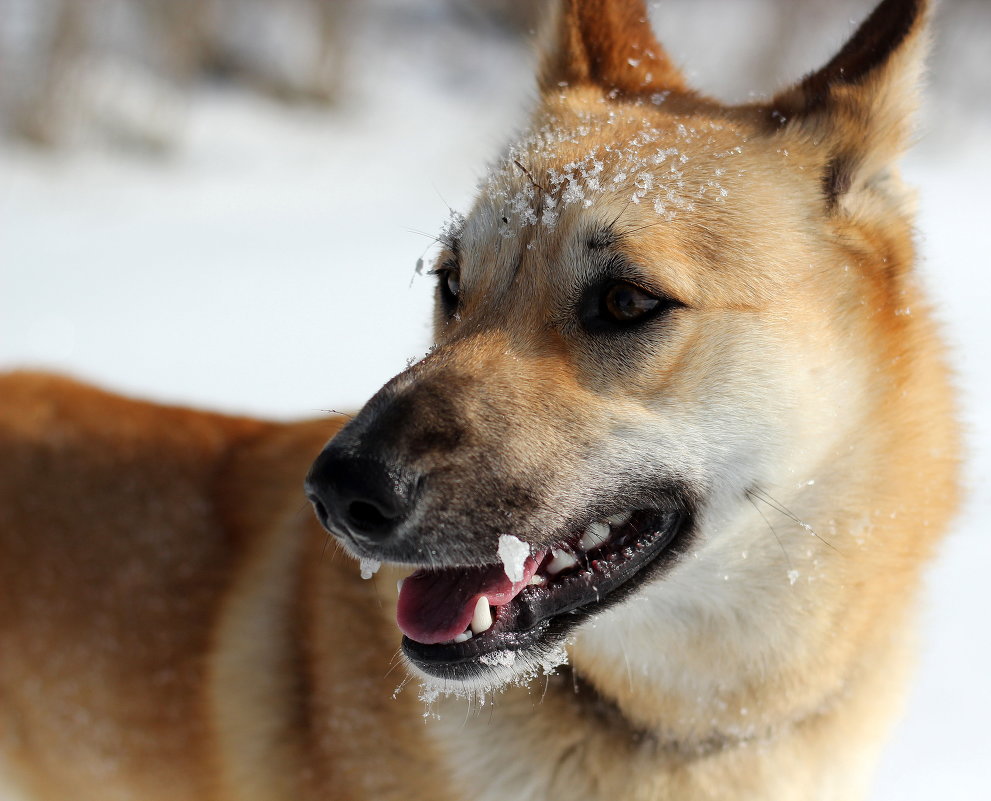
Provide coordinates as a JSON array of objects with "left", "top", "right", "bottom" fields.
[
  {"left": 498, "top": 534, "right": 530, "bottom": 583},
  {"left": 359, "top": 558, "right": 382, "bottom": 580},
  {"left": 407, "top": 641, "right": 571, "bottom": 709},
  {"left": 479, "top": 649, "right": 517, "bottom": 668},
  {"left": 475, "top": 112, "right": 743, "bottom": 234}
]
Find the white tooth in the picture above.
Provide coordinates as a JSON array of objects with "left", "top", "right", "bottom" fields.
[
  {"left": 606, "top": 510, "right": 632, "bottom": 528},
  {"left": 396, "top": 578, "right": 405, "bottom": 594},
  {"left": 528, "top": 574, "right": 547, "bottom": 586},
  {"left": 580, "top": 521, "right": 611, "bottom": 551},
  {"left": 547, "top": 548, "right": 579, "bottom": 574},
  {"left": 453, "top": 629, "right": 473, "bottom": 643},
  {"left": 470, "top": 596, "right": 493, "bottom": 634}
]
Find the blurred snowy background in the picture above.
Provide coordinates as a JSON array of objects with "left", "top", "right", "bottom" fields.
[{"left": 0, "top": 0, "right": 988, "bottom": 797}]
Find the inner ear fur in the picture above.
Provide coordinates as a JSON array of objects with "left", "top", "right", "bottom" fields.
[
  {"left": 767, "top": 0, "right": 930, "bottom": 210},
  {"left": 539, "top": 0, "right": 690, "bottom": 97}
]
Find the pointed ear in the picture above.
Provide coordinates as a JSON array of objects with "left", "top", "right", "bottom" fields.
[
  {"left": 539, "top": 0, "right": 689, "bottom": 97},
  {"left": 768, "top": 0, "right": 929, "bottom": 210}
]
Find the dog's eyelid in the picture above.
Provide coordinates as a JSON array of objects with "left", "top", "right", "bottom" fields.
[
  {"left": 428, "top": 254, "right": 461, "bottom": 276},
  {"left": 630, "top": 281, "right": 684, "bottom": 309},
  {"left": 593, "top": 258, "right": 682, "bottom": 309}
]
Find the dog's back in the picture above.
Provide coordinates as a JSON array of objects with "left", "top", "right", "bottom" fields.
[
  {"left": 0, "top": 373, "right": 266, "bottom": 798},
  {"left": 0, "top": 374, "right": 460, "bottom": 800}
]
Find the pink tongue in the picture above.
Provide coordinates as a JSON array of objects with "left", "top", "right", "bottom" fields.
[{"left": 397, "top": 554, "right": 544, "bottom": 645}]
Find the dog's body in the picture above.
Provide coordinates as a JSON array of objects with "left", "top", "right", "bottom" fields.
[
  {"left": 0, "top": 377, "right": 449, "bottom": 801},
  {"left": 0, "top": 1, "right": 959, "bottom": 799}
]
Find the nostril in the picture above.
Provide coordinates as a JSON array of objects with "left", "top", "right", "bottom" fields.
[
  {"left": 347, "top": 499, "right": 392, "bottom": 532},
  {"left": 307, "top": 492, "right": 330, "bottom": 527},
  {"left": 306, "top": 448, "right": 416, "bottom": 543}
]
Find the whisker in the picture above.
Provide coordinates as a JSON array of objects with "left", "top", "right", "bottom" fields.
[
  {"left": 619, "top": 220, "right": 670, "bottom": 236},
  {"left": 317, "top": 408, "right": 354, "bottom": 419},
  {"left": 384, "top": 648, "right": 407, "bottom": 679},
  {"left": 749, "top": 487, "right": 800, "bottom": 521},
  {"left": 405, "top": 227, "right": 446, "bottom": 247},
  {"left": 431, "top": 182, "right": 455, "bottom": 217},
  {"left": 750, "top": 487, "right": 840, "bottom": 553},
  {"left": 319, "top": 537, "right": 346, "bottom": 566},
  {"left": 746, "top": 491, "right": 793, "bottom": 570}
]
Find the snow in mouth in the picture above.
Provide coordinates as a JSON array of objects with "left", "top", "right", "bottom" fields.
[
  {"left": 395, "top": 509, "right": 661, "bottom": 647},
  {"left": 498, "top": 534, "right": 530, "bottom": 583}
]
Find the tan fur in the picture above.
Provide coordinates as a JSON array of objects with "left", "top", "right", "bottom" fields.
[{"left": 0, "top": 1, "right": 958, "bottom": 799}]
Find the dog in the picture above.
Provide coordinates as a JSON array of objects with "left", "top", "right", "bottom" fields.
[{"left": 0, "top": 0, "right": 959, "bottom": 799}]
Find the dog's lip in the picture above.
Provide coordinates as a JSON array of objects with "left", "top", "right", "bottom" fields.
[{"left": 400, "top": 506, "right": 691, "bottom": 674}]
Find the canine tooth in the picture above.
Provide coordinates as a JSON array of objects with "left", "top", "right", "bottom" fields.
[
  {"left": 470, "top": 596, "right": 493, "bottom": 634},
  {"left": 580, "top": 521, "right": 611, "bottom": 551},
  {"left": 453, "top": 629, "right": 473, "bottom": 643},
  {"left": 606, "top": 510, "right": 632, "bottom": 528},
  {"left": 547, "top": 548, "right": 578, "bottom": 574},
  {"left": 396, "top": 578, "right": 405, "bottom": 594}
]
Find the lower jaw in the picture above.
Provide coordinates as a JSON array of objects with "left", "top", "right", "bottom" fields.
[
  {"left": 402, "top": 621, "right": 552, "bottom": 681},
  {"left": 401, "top": 507, "right": 691, "bottom": 681}
]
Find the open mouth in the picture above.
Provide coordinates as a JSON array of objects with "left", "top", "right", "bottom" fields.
[{"left": 398, "top": 505, "right": 691, "bottom": 678}]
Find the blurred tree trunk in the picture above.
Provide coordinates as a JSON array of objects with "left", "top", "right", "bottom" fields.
[{"left": 10, "top": 0, "right": 83, "bottom": 145}]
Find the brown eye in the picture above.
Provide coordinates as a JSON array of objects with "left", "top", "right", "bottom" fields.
[
  {"left": 579, "top": 275, "right": 678, "bottom": 334},
  {"left": 436, "top": 266, "right": 461, "bottom": 315},
  {"left": 602, "top": 281, "right": 660, "bottom": 322},
  {"left": 445, "top": 269, "right": 461, "bottom": 298}
]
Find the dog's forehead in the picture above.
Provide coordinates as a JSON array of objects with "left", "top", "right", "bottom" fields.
[{"left": 455, "top": 101, "right": 814, "bottom": 309}]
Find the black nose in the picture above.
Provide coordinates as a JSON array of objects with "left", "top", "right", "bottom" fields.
[{"left": 304, "top": 447, "right": 415, "bottom": 545}]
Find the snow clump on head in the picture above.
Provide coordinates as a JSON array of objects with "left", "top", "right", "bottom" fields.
[{"left": 477, "top": 104, "right": 744, "bottom": 235}]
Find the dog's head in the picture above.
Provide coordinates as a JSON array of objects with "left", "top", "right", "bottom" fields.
[{"left": 306, "top": 0, "right": 931, "bottom": 693}]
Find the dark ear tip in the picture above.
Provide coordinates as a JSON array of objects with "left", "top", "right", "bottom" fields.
[
  {"left": 800, "top": 0, "right": 928, "bottom": 107},
  {"left": 759, "top": 0, "right": 928, "bottom": 210},
  {"left": 762, "top": 0, "right": 928, "bottom": 124}
]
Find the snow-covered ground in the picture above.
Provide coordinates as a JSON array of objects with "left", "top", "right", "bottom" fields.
[{"left": 1, "top": 2, "right": 988, "bottom": 798}]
